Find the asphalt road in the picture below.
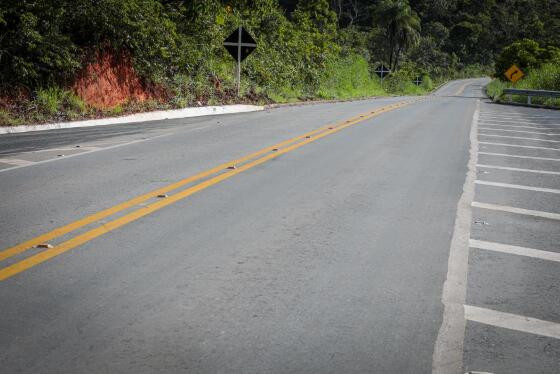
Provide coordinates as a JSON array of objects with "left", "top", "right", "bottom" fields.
[{"left": 1, "top": 78, "right": 558, "bottom": 373}]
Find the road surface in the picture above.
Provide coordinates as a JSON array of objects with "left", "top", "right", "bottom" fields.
[{"left": 1, "top": 78, "right": 559, "bottom": 373}]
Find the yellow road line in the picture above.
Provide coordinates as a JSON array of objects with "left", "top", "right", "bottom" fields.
[
  {"left": 0, "top": 99, "right": 418, "bottom": 281},
  {"left": 0, "top": 125, "right": 334, "bottom": 263},
  {"left": 454, "top": 81, "right": 470, "bottom": 96}
]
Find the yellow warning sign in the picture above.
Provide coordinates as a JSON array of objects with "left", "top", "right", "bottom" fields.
[{"left": 504, "top": 64, "right": 524, "bottom": 83}]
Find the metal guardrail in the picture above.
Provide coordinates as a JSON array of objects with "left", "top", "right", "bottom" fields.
[{"left": 503, "top": 88, "right": 560, "bottom": 105}]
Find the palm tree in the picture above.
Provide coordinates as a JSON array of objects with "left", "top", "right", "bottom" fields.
[{"left": 373, "top": 0, "right": 421, "bottom": 71}]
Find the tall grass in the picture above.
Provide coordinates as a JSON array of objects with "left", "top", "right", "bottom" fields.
[
  {"left": 36, "top": 87, "right": 88, "bottom": 117},
  {"left": 317, "top": 55, "right": 385, "bottom": 99}
]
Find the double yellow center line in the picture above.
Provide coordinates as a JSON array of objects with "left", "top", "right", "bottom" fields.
[{"left": 0, "top": 99, "right": 419, "bottom": 281}]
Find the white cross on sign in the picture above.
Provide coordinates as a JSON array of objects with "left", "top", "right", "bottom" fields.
[
  {"left": 223, "top": 27, "right": 257, "bottom": 96},
  {"left": 375, "top": 65, "right": 391, "bottom": 80},
  {"left": 413, "top": 76, "right": 422, "bottom": 86}
]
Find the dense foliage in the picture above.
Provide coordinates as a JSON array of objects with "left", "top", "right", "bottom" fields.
[
  {"left": 486, "top": 38, "right": 560, "bottom": 108},
  {"left": 494, "top": 38, "right": 560, "bottom": 79},
  {"left": 486, "top": 62, "right": 560, "bottom": 107},
  {"left": 1, "top": 0, "right": 559, "bottom": 124}
]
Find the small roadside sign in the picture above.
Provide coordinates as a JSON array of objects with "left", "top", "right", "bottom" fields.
[
  {"left": 223, "top": 27, "right": 257, "bottom": 63},
  {"left": 504, "top": 64, "right": 524, "bottom": 83},
  {"left": 375, "top": 65, "right": 391, "bottom": 79},
  {"left": 223, "top": 27, "right": 257, "bottom": 96},
  {"left": 413, "top": 76, "right": 422, "bottom": 86}
]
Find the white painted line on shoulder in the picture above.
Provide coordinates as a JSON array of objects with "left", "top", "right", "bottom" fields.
[
  {"left": 0, "top": 158, "right": 34, "bottom": 166},
  {"left": 472, "top": 201, "right": 560, "bottom": 220},
  {"left": 478, "top": 152, "right": 560, "bottom": 162},
  {"left": 479, "top": 124, "right": 560, "bottom": 132},
  {"left": 479, "top": 141, "right": 560, "bottom": 151},
  {"left": 479, "top": 112, "right": 549, "bottom": 117},
  {"left": 478, "top": 133, "right": 560, "bottom": 143},
  {"left": 480, "top": 118, "right": 557, "bottom": 123},
  {"left": 464, "top": 305, "right": 560, "bottom": 340},
  {"left": 475, "top": 180, "right": 560, "bottom": 194},
  {"left": 469, "top": 239, "right": 560, "bottom": 263},
  {"left": 477, "top": 164, "right": 560, "bottom": 175},
  {"left": 480, "top": 114, "right": 549, "bottom": 119},
  {"left": 480, "top": 119, "right": 543, "bottom": 126},
  {"left": 0, "top": 133, "right": 172, "bottom": 174},
  {"left": 478, "top": 127, "right": 560, "bottom": 135},
  {"left": 478, "top": 121, "right": 560, "bottom": 129}
]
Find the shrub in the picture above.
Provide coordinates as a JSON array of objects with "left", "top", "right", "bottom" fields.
[
  {"left": 36, "top": 87, "right": 65, "bottom": 115},
  {"left": 36, "top": 87, "right": 88, "bottom": 116},
  {"left": 0, "top": 109, "right": 24, "bottom": 126},
  {"left": 486, "top": 62, "right": 560, "bottom": 106},
  {"left": 494, "top": 39, "right": 560, "bottom": 79},
  {"left": 383, "top": 62, "right": 432, "bottom": 95},
  {"left": 317, "top": 54, "right": 384, "bottom": 99}
]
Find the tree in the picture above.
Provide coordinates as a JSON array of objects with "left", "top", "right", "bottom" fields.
[
  {"left": 495, "top": 38, "right": 560, "bottom": 79},
  {"left": 373, "top": 0, "right": 420, "bottom": 71},
  {"left": 293, "top": 0, "right": 337, "bottom": 35}
]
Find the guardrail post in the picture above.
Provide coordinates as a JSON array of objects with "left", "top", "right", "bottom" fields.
[{"left": 527, "top": 95, "right": 532, "bottom": 105}]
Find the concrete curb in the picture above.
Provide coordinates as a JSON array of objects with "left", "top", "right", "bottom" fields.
[
  {"left": 1, "top": 83, "right": 448, "bottom": 135},
  {"left": 0, "top": 104, "right": 264, "bottom": 134}
]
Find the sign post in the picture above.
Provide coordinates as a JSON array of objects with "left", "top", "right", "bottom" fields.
[
  {"left": 223, "top": 27, "right": 257, "bottom": 96},
  {"left": 375, "top": 65, "right": 391, "bottom": 86}
]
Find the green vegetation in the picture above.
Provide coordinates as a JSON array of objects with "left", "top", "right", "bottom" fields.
[
  {"left": 317, "top": 55, "right": 385, "bottom": 99},
  {"left": 487, "top": 38, "right": 560, "bottom": 107},
  {"left": 1, "top": 0, "right": 559, "bottom": 125},
  {"left": 494, "top": 39, "right": 560, "bottom": 79},
  {"left": 487, "top": 62, "right": 560, "bottom": 107}
]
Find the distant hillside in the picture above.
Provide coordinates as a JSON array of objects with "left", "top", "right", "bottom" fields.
[{"left": 1, "top": 0, "right": 557, "bottom": 125}]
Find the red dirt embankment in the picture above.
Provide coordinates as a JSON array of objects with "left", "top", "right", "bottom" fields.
[{"left": 73, "top": 49, "right": 165, "bottom": 109}]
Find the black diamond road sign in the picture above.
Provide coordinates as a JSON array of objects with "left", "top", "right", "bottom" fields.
[
  {"left": 223, "top": 27, "right": 257, "bottom": 62},
  {"left": 375, "top": 64, "right": 391, "bottom": 79}
]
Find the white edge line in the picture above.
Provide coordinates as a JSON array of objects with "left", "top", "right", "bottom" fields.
[
  {"left": 464, "top": 305, "right": 560, "bottom": 340},
  {"left": 432, "top": 99, "right": 479, "bottom": 374},
  {"left": 0, "top": 134, "right": 171, "bottom": 174},
  {"left": 476, "top": 164, "right": 560, "bottom": 175},
  {"left": 478, "top": 152, "right": 560, "bottom": 162},
  {"left": 469, "top": 239, "right": 560, "bottom": 263},
  {"left": 475, "top": 180, "right": 560, "bottom": 194},
  {"left": 0, "top": 104, "right": 264, "bottom": 134},
  {"left": 472, "top": 201, "right": 560, "bottom": 220}
]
